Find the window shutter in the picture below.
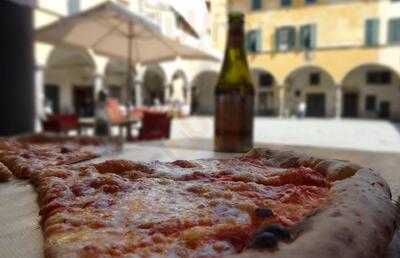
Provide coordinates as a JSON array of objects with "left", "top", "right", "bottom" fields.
[
  {"left": 275, "top": 28, "right": 281, "bottom": 50},
  {"left": 256, "top": 30, "right": 262, "bottom": 51},
  {"left": 251, "top": 0, "right": 262, "bottom": 10},
  {"left": 299, "top": 24, "right": 316, "bottom": 50},
  {"left": 388, "top": 18, "right": 400, "bottom": 44},
  {"left": 299, "top": 25, "right": 307, "bottom": 49},
  {"left": 245, "top": 31, "right": 252, "bottom": 51},
  {"left": 365, "top": 19, "right": 379, "bottom": 46},
  {"left": 288, "top": 27, "right": 296, "bottom": 49},
  {"left": 388, "top": 19, "right": 395, "bottom": 43},
  {"left": 310, "top": 24, "right": 316, "bottom": 49}
]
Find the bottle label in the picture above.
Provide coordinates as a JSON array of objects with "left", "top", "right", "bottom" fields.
[{"left": 215, "top": 93, "right": 254, "bottom": 152}]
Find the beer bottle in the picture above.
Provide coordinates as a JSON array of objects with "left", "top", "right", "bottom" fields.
[{"left": 214, "top": 12, "right": 255, "bottom": 153}]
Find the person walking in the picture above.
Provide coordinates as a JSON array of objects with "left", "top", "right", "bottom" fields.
[
  {"left": 298, "top": 101, "right": 306, "bottom": 118},
  {"left": 94, "top": 90, "right": 110, "bottom": 136}
]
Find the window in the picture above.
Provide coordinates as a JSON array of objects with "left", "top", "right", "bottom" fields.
[
  {"left": 246, "top": 29, "right": 262, "bottom": 52},
  {"left": 259, "top": 73, "right": 274, "bottom": 87},
  {"left": 275, "top": 26, "right": 296, "bottom": 51},
  {"left": 67, "top": 0, "right": 80, "bottom": 15},
  {"left": 305, "top": 0, "right": 317, "bottom": 4},
  {"left": 366, "top": 71, "right": 392, "bottom": 84},
  {"left": 281, "top": 0, "right": 292, "bottom": 7},
  {"left": 388, "top": 18, "right": 400, "bottom": 44},
  {"left": 309, "top": 72, "right": 320, "bottom": 85},
  {"left": 365, "top": 19, "right": 379, "bottom": 46},
  {"left": 365, "top": 95, "right": 377, "bottom": 111},
  {"left": 299, "top": 24, "right": 316, "bottom": 49},
  {"left": 251, "top": 0, "right": 262, "bottom": 10}
]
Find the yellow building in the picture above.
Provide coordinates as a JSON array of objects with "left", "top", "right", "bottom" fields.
[{"left": 205, "top": 0, "right": 400, "bottom": 119}]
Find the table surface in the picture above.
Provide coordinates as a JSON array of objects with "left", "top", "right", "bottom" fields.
[{"left": 0, "top": 140, "right": 399, "bottom": 258}]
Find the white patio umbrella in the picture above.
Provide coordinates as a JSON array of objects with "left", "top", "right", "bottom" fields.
[{"left": 36, "top": 1, "right": 220, "bottom": 104}]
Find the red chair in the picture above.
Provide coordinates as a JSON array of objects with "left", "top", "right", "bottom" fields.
[
  {"left": 42, "top": 114, "right": 79, "bottom": 133},
  {"left": 135, "top": 111, "right": 172, "bottom": 141}
]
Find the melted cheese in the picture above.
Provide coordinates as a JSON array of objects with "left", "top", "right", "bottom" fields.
[{"left": 37, "top": 156, "right": 331, "bottom": 257}]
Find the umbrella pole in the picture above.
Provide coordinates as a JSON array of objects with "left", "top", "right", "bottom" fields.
[
  {"left": 126, "top": 22, "right": 133, "bottom": 108},
  {"left": 125, "top": 22, "right": 135, "bottom": 141}
]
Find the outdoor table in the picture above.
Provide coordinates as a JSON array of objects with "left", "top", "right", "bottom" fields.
[
  {"left": 0, "top": 139, "right": 399, "bottom": 257},
  {"left": 78, "top": 117, "right": 140, "bottom": 140}
]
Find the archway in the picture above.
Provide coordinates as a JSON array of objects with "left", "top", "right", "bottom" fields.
[
  {"left": 191, "top": 71, "right": 219, "bottom": 115},
  {"left": 170, "top": 70, "right": 189, "bottom": 104},
  {"left": 251, "top": 69, "right": 278, "bottom": 116},
  {"left": 341, "top": 64, "right": 400, "bottom": 120},
  {"left": 284, "top": 66, "right": 336, "bottom": 118},
  {"left": 143, "top": 65, "right": 166, "bottom": 106},
  {"left": 45, "top": 47, "right": 95, "bottom": 117}
]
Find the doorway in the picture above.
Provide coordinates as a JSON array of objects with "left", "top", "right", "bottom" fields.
[
  {"left": 44, "top": 84, "right": 60, "bottom": 114},
  {"left": 379, "top": 101, "right": 391, "bottom": 119},
  {"left": 343, "top": 92, "right": 359, "bottom": 118},
  {"left": 73, "top": 86, "right": 94, "bottom": 117},
  {"left": 306, "top": 93, "right": 326, "bottom": 117}
]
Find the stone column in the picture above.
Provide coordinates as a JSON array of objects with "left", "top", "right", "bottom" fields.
[
  {"left": 278, "top": 85, "right": 286, "bottom": 118},
  {"left": 34, "top": 65, "right": 45, "bottom": 132},
  {"left": 335, "top": 85, "right": 342, "bottom": 119},
  {"left": 134, "top": 64, "right": 145, "bottom": 106},
  {"left": 134, "top": 79, "right": 143, "bottom": 106},
  {"left": 93, "top": 73, "right": 104, "bottom": 98},
  {"left": 0, "top": 1, "right": 34, "bottom": 135}
]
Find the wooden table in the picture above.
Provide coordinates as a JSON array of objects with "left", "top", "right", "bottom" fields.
[
  {"left": 0, "top": 140, "right": 398, "bottom": 257},
  {"left": 78, "top": 117, "right": 140, "bottom": 140}
]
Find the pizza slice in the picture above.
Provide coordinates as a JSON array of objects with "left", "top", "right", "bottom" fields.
[
  {"left": 0, "top": 133, "right": 122, "bottom": 180},
  {"left": 32, "top": 148, "right": 398, "bottom": 258}
]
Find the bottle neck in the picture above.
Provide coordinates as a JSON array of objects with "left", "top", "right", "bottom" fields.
[
  {"left": 227, "top": 20, "right": 245, "bottom": 49},
  {"left": 217, "top": 20, "right": 253, "bottom": 93}
]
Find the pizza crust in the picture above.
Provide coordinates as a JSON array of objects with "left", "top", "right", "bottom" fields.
[
  {"left": 245, "top": 148, "right": 363, "bottom": 181},
  {"left": 234, "top": 148, "right": 398, "bottom": 258}
]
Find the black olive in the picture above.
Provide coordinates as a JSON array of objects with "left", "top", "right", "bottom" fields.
[
  {"left": 255, "top": 207, "right": 273, "bottom": 218},
  {"left": 260, "top": 224, "right": 291, "bottom": 241},
  {"left": 248, "top": 232, "right": 278, "bottom": 249}
]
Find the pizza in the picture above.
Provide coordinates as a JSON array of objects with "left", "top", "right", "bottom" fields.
[
  {"left": 0, "top": 133, "right": 122, "bottom": 180},
  {"left": 29, "top": 148, "right": 398, "bottom": 258},
  {"left": 0, "top": 161, "right": 12, "bottom": 182}
]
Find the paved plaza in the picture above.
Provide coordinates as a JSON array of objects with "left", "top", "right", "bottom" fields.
[
  {"left": 171, "top": 116, "right": 400, "bottom": 153},
  {"left": 167, "top": 116, "right": 400, "bottom": 199}
]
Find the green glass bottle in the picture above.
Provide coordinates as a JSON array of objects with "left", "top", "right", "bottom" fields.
[{"left": 214, "top": 12, "right": 255, "bottom": 153}]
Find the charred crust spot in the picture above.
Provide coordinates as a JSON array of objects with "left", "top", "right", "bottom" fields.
[
  {"left": 254, "top": 207, "right": 273, "bottom": 219},
  {"left": 248, "top": 232, "right": 278, "bottom": 250},
  {"left": 257, "top": 224, "right": 291, "bottom": 241}
]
